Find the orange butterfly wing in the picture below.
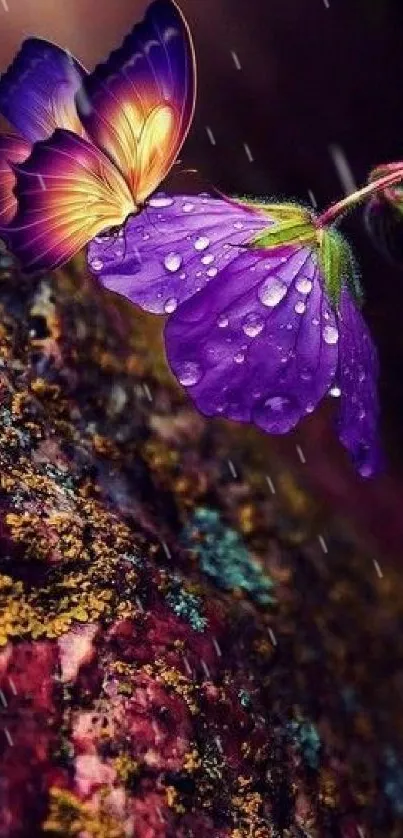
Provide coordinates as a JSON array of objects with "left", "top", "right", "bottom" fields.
[{"left": 75, "top": 0, "right": 196, "bottom": 204}]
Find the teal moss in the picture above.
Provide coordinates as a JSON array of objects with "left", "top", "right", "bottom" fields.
[
  {"left": 288, "top": 719, "right": 321, "bottom": 770},
  {"left": 383, "top": 748, "right": 403, "bottom": 815},
  {"left": 165, "top": 572, "right": 207, "bottom": 633},
  {"left": 181, "top": 507, "right": 275, "bottom": 606}
]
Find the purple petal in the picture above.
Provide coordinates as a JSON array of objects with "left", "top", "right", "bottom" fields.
[
  {"left": 87, "top": 193, "right": 269, "bottom": 314},
  {"left": 336, "top": 288, "right": 382, "bottom": 478},
  {"left": 164, "top": 245, "right": 339, "bottom": 433}
]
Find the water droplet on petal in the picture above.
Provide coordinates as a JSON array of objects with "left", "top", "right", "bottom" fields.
[
  {"left": 142, "top": 232, "right": 150, "bottom": 240},
  {"left": 234, "top": 351, "right": 245, "bottom": 364},
  {"left": 207, "top": 267, "right": 218, "bottom": 277},
  {"left": 91, "top": 258, "right": 103, "bottom": 271},
  {"left": 295, "top": 300, "right": 306, "bottom": 315},
  {"left": 179, "top": 272, "right": 186, "bottom": 280},
  {"left": 305, "top": 402, "right": 315, "bottom": 414},
  {"left": 164, "top": 253, "right": 182, "bottom": 272},
  {"left": 242, "top": 314, "right": 264, "bottom": 338},
  {"left": 177, "top": 361, "right": 203, "bottom": 386},
  {"left": 329, "top": 385, "right": 341, "bottom": 397},
  {"left": 323, "top": 325, "right": 339, "bottom": 345},
  {"left": 201, "top": 254, "right": 215, "bottom": 265},
  {"left": 149, "top": 195, "right": 174, "bottom": 208},
  {"left": 234, "top": 221, "right": 244, "bottom": 229},
  {"left": 194, "top": 236, "right": 210, "bottom": 251},
  {"left": 183, "top": 202, "right": 194, "bottom": 213},
  {"left": 264, "top": 395, "right": 292, "bottom": 412},
  {"left": 286, "top": 323, "right": 293, "bottom": 331},
  {"left": 258, "top": 277, "right": 288, "bottom": 307},
  {"left": 217, "top": 315, "right": 229, "bottom": 328},
  {"left": 312, "top": 317, "right": 319, "bottom": 326},
  {"left": 164, "top": 298, "right": 178, "bottom": 313},
  {"left": 296, "top": 276, "right": 313, "bottom": 294}
]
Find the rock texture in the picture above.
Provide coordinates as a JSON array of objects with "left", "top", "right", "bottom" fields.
[{"left": 0, "top": 247, "right": 402, "bottom": 837}]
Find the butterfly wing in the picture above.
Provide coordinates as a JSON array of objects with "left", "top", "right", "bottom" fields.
[
  {"left": 0, "top": 134, "right": 31, "bottom": 225},
  {"left": 0, "top": 38, "right": 87, "bottom": 143},
  {"left": 88, "top": 193, "right": 269, "bottom": 312},
  {"left": 76, "top": 0, "right": 196, "bottom": 203},
  {"left": 0, "top": 129, "right": 135, "bottom": 274},
  {"left": 164, "top": 245, "right": 339, "bottom": 430}
]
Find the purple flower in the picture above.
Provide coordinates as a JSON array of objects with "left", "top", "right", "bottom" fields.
[{"left": 88, "top": 193, "right": 382, "bottom": 477}]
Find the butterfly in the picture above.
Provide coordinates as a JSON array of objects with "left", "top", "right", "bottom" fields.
[
  {"left": 88, "top": 193, "right": 382, "bottom": 478},
  {"left": 0, "top": 0, "right": 196, "bottom": 273}
]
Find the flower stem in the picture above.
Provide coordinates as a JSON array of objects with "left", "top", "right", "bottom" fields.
[{"left": 317, "top": 166, "right": 403, "bottom": 227}]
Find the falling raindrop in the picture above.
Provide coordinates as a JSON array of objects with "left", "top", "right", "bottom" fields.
[
  {"left": 164, "top": 253, "right": 182, "bottom": 273},
  {"left": 177, "top": 362, "right": 203, "bottom": 386},
  {"left": 164, "top": 298, "right": 178, "bottom": 313},
  {"left": 258, "top": 277, "right": 288, "bottom": 307},
  {"left": 323, "top": 325, "right": 339, "bottom": 345},
  {"left": 194, "top": 236, "right": 210, "bottom": 251},
  {"left": 149, "top": 195, "right": 174, "bottom": 208}
]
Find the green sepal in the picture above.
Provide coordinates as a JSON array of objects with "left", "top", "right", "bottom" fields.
[
  {"left": 319, "top": 228, "right": 363, "bottom": 308},
  {"left": 248, "top": 203, "right": 317, "bottom": 251}
]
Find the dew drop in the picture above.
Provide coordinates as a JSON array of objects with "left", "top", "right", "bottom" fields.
[
  {"left": 177, "top": 361, "right": 203, "bottom": 386},
  {"left": 183, "top": 202, "right": 195, "bottom": 213},
  {"left": 234, "top": 351, "right": 245, "bottom": 364},
  {"left": 164, "top": 252, "right": 182, "bottom": 273},
  {"left": 207, "top": 267, "right": 218, "bottom": 277},
  {"left": 164, "top": 298, "right": 178, "bottom": 313},
  {"left": 90, "top": 258, "right": 103, "bottom": 271},
  {"left": 149, "top": 195, "right": 174, "bottom": 208},
  {"left": 296, "top": 276, "right": 313, "bottom": 294},
  {"left": 264, "top": 395, "right": 292, "bottom": 412},
  {"left": 194, "top": 236, "right": 210, "bottom": 251},
  {"left": 295, "top": 300, "right": 306, "bottom": 315},
  {"left": 242, "top": 314, "right": 264, "bottom": 338},
  {"left": 258, "top": 277, "right": 288, "bottom": 307},
  {"left": 323, "top": 325, "right": 339, "bottom": 345},
  {"left": 201, "top": 254, "right": 215, "bottom": 265},
  {"left": 217, "top": 315, "right": 229, "bottom": 328}
]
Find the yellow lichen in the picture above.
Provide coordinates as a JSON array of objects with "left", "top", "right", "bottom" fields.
[{"left": 43, "top": 787, "right": 124, "bottom": 837}]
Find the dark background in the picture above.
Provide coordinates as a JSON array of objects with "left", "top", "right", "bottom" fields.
[{"left": 1, "top": 0, "right": 403, "bottom": 557}]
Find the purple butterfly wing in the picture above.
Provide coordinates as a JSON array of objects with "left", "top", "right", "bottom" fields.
[
  {"left": 164, "top": 245, "right": 340, "bottom": 431},
  {"left": 75, "top": 0, "right": 196, "bottom": 199},
  {"left": 88, "top": 194, "right": 269, "bottom": 313},
  {"left": 0, "top": 38, "right": 87, "bottom": 144},
  {"left": 336, "top": 288, "right": 382, "bottom": 477},
  {"left": 0, "top": 134, "right": 31, "bottom": 225}
]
